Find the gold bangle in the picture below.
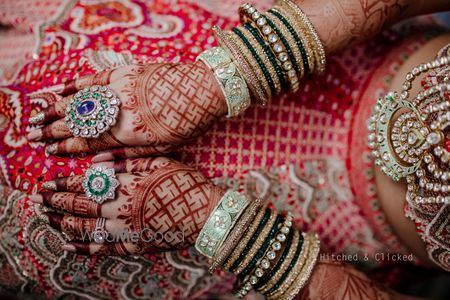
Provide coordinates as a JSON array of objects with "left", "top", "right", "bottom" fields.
[
  {"left": 276, "top": 233, "right": 321, "bottom": 300},
  {"left": 269, "top": 5, "right": 315, "bottom": 75},
  {"left": 239, "top": 4, "right": 299, "bottom": 92},
  {"left": 213, "top": 26, "right": 268, "bottom": 106},
  {"left": 223, "top": 207, "right": 267, "bottom": 270},
  {"left": 235, "top": 213, "right": 294, "bottom": 298},
  {"left": 258, "top": 230, "right": 300, "bottom": 294},
  {"left": 227, "top": 30, "right": 272, "bottom": 104},
  {"left": 237, "top": 24, "right": 282, "bottom": 95},
  {"left": 267, "top": 232, "right": 311, "bottom": 299},
  {"left": 277, "top": 0, "right": 326, "bottom": 74},
  {"left": 264, "top": 12, "right": 304, "bottom": 92},
  {"left": 210, "top": 196, "right": 265, "bottom": 273},
  {"left": 232, "top": 210, "right": 278, "bottom": 276}
]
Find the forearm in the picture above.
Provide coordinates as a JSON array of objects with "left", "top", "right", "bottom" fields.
[
  {"left": 294, "top": 0, "right": 450, "bottom": 53},
  {"left": 298, "top": 259, "right": 426, "bottom": 300}
]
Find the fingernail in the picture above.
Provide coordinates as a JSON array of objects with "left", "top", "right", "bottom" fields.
[
  {"left": 29, "top": 194, "right": 43, "bottom": 204},
  {"left": 47, "top": 83, "right": 65, "bottom": 94},
  {"left": 45, "top": 143, "right": 58, "bottom": 155},
  {"left": 27, "top": 129, "right": 43, "bottom": 141},
  {"left": 62, "top": 244, "right": 76, "bottom": 252},
  {"left": 92, "top": 152, "right": 114, "bottom": 163},
  {"left": 42, "top": 181, "right": 57, "bottom": 191},
  {"left": 29, "top": 112, "right": 45, "bottom": 125}
]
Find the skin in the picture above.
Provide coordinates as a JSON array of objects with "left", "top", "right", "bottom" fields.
[
  {"left": 27, "top": 0, "right": 450, "bottom": 298},
  {"left": 30, "top": 157, "right": 224, "bottom": 255},
  {"left": 375, "top": 34, "right": 450, "bottom": 266},
  {"left": 27, "top": 63, "right": 227, "bottom": 160}
]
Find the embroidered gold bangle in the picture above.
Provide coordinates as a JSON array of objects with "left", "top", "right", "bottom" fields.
[
  {"left": 239, "top": 4, "right": 299, "bottom": 92},
  {"left": 276, "top": 0, "right": 326, "bottom": 74},
  {"left": 223, "top": 207, "right": 268, "bottom": 270},
  {"left": 266, "top": 232, "right": 311, "bottom": 299},
  {"left": 196, "top": 46, "right": 251, "bottom": 118},
  {"left": 258, "top": 229, "right": 300, "bottom": 294},
  {"left": 278, "top": 233, "right": 320, "bottom": 300},
  {"left": 237, "top": 24, "right": 282, "bottom": 95},
  {"left": 195, "top": 190, "right": 249, "bottom": 258},
  {"left": 213, "top": 26, "right": 268, "bottom": 106},
  {"left": 235, "top": 213, "right": 294, "bottom": 298},
  {"left": 227, "top": 30, "right": 272, "bottom": 104},
  {"left": 269, "top": 5, "right": 317, "bottom": 73},
  {"left": 210, "top": 196, "right": 265, "bottom": 273},
  {"left": 232, "top": 210, "right": 278, "bottom": 276}
]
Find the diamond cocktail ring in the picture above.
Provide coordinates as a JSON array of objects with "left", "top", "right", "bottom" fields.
[
  {"left": 65, "top": 85, "right": 120, "bottom": 138},
  {"left": 93, "top": 218, "right": 108, "bottom": 243},
  {"left": 83, "top": 166, "right": 120, "bottom": 204}
]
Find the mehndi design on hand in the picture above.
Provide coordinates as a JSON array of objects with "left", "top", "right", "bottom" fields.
[{"left": 28, "top": 63, "right": 227, "bottom": 158}]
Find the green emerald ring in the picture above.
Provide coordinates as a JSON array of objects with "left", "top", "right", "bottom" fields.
[
  {"left": 65, "top": 85, "right": 120, "bottom": 138},
  {"left": 83, "top": 166, "right": 119, "bottom": 204}
]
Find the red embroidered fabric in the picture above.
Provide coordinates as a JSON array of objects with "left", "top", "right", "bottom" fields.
[{"left": 0, "top": 0, "right": 443, "bottom": 298}]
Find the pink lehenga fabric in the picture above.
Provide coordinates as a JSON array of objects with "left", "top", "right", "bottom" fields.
[{"left": 0, "top": 0, "right": 443, "bottom": 298}]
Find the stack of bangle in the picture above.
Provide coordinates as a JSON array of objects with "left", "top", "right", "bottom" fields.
[
  {"left": 195, "top": 190, "right": 321, "bottom": 299},
  {"left": 197, "top": 0, "right": 326, "bottom": 114}
]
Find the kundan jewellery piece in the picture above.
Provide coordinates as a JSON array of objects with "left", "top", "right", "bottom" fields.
[
  {"left": 368, "top": 55, "right": 450, "bottom": 204},
  {"left": 93, "top": 217, "right": 108, "bottom": 243},
  {"left": 65, "top": 85, "right": 121, "bottom": 138},
  {"left": 83, "top": 166, "right": 120, "bottom": 204}
]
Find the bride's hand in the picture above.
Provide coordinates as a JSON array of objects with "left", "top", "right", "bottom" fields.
[
  {"left": 29, "top": 157, "right": 224, "bottom": 255},
  {"left": 27, "top": 62, "right": 227, "bottom": 161}
]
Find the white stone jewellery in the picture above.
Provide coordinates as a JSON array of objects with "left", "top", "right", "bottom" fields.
[
  {"left": 65, "top": 85, "right": 120, "bottom": 138},
  {"left": 83, "top": 166, "right": 120, "bottom": 204},
  {"left": 368, "top": 55, "right": 450, "bottom": 204}
]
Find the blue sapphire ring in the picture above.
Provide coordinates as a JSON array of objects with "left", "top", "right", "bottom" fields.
[{"left": 65, "top": 85, "right": 120, "bottom": 138}]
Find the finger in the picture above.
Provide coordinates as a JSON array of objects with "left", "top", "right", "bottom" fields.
[
  {"left": 39, "top": 119, "right": 71, "bottom": 140},
  {"left": 53, "top": 69, "right": 115, "bottom": 96},
  {"left": 44, "top": 212, "right": 114, "bottom": 240},
  {"left": 45, "top": 132, "right": 127, "bottom": 155},
  {"left": 42, "top": 175, "right": 84, "bottom": 193},
  {"left": 91, "top": 144, "right": 175, "bottom": 162},
  {"left": 28, "top": 95, "right": 71, "bottom": 125},
  {"left": 92, "top": 157, "right": 178, "bottom": 173},
  {"left": 32, "top": 192, "right": 103, "bottom": 217},
  {"left": 61, "top": 241, "right": 138, "bottom": 256}
]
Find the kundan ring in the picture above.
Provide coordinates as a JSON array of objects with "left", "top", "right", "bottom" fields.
[
  {"left": 83, "top": 166, "right": 119, "bottom": 204},
  {"left": 65, "top": 85, "right": 120, "bottom": 138}
]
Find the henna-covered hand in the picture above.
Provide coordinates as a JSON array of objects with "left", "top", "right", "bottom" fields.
[
  {"left": 27, "top": 62, "right": 227, "bottom": 161},
  {"left": 29, "top": 157, "right": 224, "bottom": 255}
]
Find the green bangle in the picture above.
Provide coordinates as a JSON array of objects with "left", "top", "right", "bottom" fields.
[
  {"left": 232, "top": 27, "right": 276, "bottom": 95},
  {"left": 264, "top": 16, "right": 300, "bottom": 77},
  {"left": 268, "top": 9, "right": 310, "bottom": 75},
  {"left": 254, "top": 228, "right": 295, "bottom": 289},
  {"left": 265, "top": 230, "right": 304, "bottom": 295},
  {"left": 230, "top": 208, "right": 271, "bottom": 272},
  {"left": 195, "top": 190, "right": 249, "bottom": 258},
  {"left": 239, "top": 214, "right": 283, "bottom": 279},
  {"left": 243, "top": 24, "right": 288, "bottom": 92}
]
